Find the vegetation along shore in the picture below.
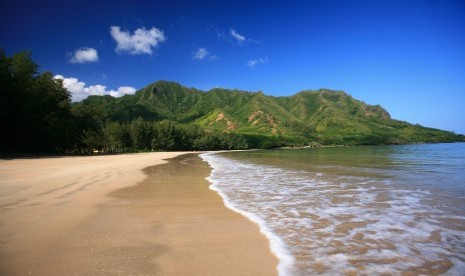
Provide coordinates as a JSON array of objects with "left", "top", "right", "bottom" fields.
[{"left": 1, "top": 50, "right": 463, "bottom": 155}]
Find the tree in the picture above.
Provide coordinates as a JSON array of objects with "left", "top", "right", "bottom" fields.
[
  {"left": 0, "top": 50, "right": 74, "bottom": 152},
  {"left": 103, "top": 121, "right": 131, "bottom": 153},
  {"left": 130, "top": 117, "right": 153, "bottom": 150},
  {"left": 152, "top": 120, "right": 177, "bottom": 151}
]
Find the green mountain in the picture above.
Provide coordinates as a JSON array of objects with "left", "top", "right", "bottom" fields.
[
  {"left": 4, "top": 51, "right": 461, "bottom": 154},
  {"left": 73, "top": 80, "right": 463, "bottom": 147}
]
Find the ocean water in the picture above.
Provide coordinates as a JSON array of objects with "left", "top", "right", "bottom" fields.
[{"left": 200, "top": 143, "right": 465, "bottom": 276}]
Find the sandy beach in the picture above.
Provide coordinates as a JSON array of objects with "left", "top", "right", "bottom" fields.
[{"left": 0, "top": 152, "right": 278, "bottom": 275}]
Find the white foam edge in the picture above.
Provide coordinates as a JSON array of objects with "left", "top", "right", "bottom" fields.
[{"left": 200, "top": 152, "right": 295, "bottom": 276}]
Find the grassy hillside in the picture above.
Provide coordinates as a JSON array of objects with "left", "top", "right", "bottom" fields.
[{"left": 73, "top": 81, "right": 464, "bottom": 148}]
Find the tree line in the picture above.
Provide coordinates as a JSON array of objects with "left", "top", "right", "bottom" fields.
[
  {"left": 0, "top": 50, "right": 248, "bottom": 154},
  {"left": 79, "top": 118, "right": 248, "bottom": 153}
]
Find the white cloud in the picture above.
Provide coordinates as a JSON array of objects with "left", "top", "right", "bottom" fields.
[
  {"left": 110, "top": 86, "right": 137, "bottom": 98},
  {"left": 247, "top": 57, "right": 269, "bottom": 69},
  {"left": 54, "top": 75, "right": 136, "bottom": 102},
  {"left": 70, "top": 47, "right": 98, "bottom": 63},
  {"left": 228, "top": 28, "right": 260, "bottom": 45},
  {"left": 110, "top": 26, "right": 165, "bottom": 55},
  {"left": 246, "top": 60, "right": 258, "bottom": 68},
  {"left": 194, "top": 48, "right": 209, "bottom": 60},
  {"left": 193, "top": 47, "right": 218, "bottom": 60},
  {"left": 230, "top": 29, "right": 246, "bottom": 43}
]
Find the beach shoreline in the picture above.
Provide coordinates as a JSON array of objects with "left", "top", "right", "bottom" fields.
[{"left": 0, "top": 152, "right": 278, "bottom": 275}]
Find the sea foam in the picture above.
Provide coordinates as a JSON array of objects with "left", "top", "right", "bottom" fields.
[
  {"left": 201, "top": 152, "right": 295, "bottom": 276},
  {"left": 200, "top": 151, "right": 465, "bottom": 275}
]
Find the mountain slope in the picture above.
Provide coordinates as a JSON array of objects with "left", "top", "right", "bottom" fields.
[{"left": 72, "top": 81, "right": 463, "bottom": 146}]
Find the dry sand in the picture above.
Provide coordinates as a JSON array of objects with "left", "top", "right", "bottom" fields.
[{"left": 0, "top": 153, "right": 278, "bottom": 275}]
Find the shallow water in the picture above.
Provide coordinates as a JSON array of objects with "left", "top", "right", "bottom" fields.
[{"left": 200, "top": 143, "right": 465, "bottom": 275}]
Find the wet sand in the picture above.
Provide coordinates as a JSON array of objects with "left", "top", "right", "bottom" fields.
[{"left": 0, "top": 153, "right": 278, "bottom": 275}]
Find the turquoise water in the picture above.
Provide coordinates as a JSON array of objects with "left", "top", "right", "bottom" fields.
[{"left": 201, "top": 143, "right": 465, "bottom": 275}]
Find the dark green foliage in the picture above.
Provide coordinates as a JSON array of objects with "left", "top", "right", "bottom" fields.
[
  {"left": 192, "top": 131, "right": 248, "bottom": 150},
  {"left": 129, "top": 117, "right": 154, "bottom": 150},
  {"left": 93, "top": 118, "right": 249, "bottom": 152},
  {"left": 103, "top": 121, "right": 131, "bottom": 153},
  {"left": 0, "top": 50, "right": 75, "bottom": 152}
]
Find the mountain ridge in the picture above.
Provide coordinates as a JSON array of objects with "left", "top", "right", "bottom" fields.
[{"left": 73, "top": 80, "right": 464, "bottom": 147}]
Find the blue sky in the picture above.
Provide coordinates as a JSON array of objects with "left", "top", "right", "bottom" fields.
[{"left": 2, "top": 0, "right": 464, "bottom": 134}]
